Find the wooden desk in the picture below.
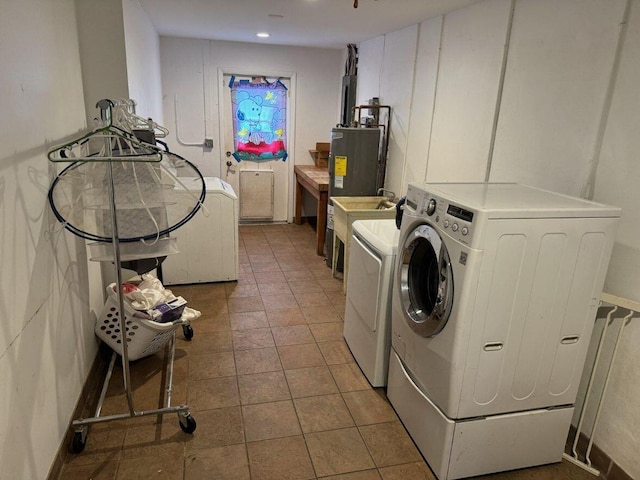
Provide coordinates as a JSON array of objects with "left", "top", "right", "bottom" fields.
[{"left": 294, "top": 165, "right": 329, "bottom": 255}]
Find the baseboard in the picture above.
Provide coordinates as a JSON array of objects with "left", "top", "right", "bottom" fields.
[
  {"left": 566, "top": 426, "right": 633, "bottom": 480},
  {"left": 46, "top": 344, "right": 110, "bottom": 480}
]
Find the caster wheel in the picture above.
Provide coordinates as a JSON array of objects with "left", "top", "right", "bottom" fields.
[
  {"left": 71, "top": 430, "right": 87, "bottom": 454},
  {"left": 182, "top": 324, "right": 194, "bottom": 341},
  {"left": 179, "top": 413, "right": 197, "bottom": 434}
]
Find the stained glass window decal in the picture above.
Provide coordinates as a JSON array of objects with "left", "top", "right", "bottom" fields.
[{"left": 229, "top": 76, "right": 288, "bottom": 162}]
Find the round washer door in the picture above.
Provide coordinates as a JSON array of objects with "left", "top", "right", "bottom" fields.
[{"left": 398, "top": 223, "right": 454, "bottom": 337}]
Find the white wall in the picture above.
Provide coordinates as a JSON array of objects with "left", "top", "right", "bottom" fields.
[
  {"left": 428, "top": 0, "right": 512, "bottom": 183},
  {"left": 357, "top": 0, "right": 640, "bottom": 476},
  {"left": 123, "top": 0, "right": 164, "bottom": 122},
  {"left": 75, "top": 0, "right": 129, "bottom": 125},
  {"left": 586, "top": 1, "right": 640, "bottom": 476},
  {"left": 490, "top": 0, "right": 627, "bottom": 196},
  {"left": 402, "top": 16, "right": 443, "bottom": 188},
  {"left": 160, "top": 37, "right": 343, "bottom": 178},
  {"left": 0, "top": 1, "right": 97, "bottom": 479}
]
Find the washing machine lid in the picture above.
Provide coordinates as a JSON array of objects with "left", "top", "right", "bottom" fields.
[
  {"left": 398, "top": 223, "right": 454, "bottom": 337},
  {"left": 416, "top": 182, "right": 621, "bottom": 219},
  {"left": 352, "top": 219, "right": 400, "bottom": 256}
]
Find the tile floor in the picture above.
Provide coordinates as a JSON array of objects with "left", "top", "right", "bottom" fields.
[{"left": 59, "top": 223, "right": 598, "bottom": 480}]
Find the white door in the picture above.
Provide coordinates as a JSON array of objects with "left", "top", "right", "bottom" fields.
[{"left": 219, "top": 72, "right": 294, "bottom": 223}]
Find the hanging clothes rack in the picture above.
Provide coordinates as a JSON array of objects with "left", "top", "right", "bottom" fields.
[
  {"left": 48, "top": 99, "right": 198, "bottom": 453},
  {"left": 563, "top": 292, "right": 639, "bottom": 475}
]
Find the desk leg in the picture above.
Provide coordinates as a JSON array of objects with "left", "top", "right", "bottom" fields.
[
  {"left": 294, "top": 178, "right": 302, "bottom": 225},
  {"left": 316, "top": 193, "right": 327, "bottom": 256}
]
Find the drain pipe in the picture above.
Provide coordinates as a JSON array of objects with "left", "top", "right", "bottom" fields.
[
  {"left": 484, "top": 0, "right": 516, "bottom": 183},
  {"left": 580, "top": 0, "right": 632, "bottom": 200}
]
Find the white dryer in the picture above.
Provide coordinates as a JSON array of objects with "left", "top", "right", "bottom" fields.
[
  {"left": 162, "top": 177, "right": 238, "bottom": 285},
  {"left": 343, "top": 219, "right": 400, "bottom": 387},
  {"left": 387, "top": 182, "right": 620, "bottom": 480}
]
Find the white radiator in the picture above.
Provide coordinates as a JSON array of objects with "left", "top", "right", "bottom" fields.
[{"left": 239, "top": 169, "right": 274, "bottom": 220}]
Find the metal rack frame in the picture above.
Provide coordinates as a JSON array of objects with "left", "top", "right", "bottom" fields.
[
  {"left": 47, "top": 99, "right": 196, "bottom": 453},
  {"left": 563, "top": 292, "right": 638, "bottom": 475}
]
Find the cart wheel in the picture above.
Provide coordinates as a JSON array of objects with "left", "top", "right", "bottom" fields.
[
  {"left": 71, "top": 430, "right": 87, "bottom": 454},
  {"left": 182, "top": 324, "right": 194, "bottom": 341},
  {"left": 179, "top": 413, "right": 197, "bottom": 434}
]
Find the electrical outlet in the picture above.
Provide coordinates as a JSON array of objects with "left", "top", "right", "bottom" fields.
[{"left": 204, "top": 138, "right": 214, "bottom": 148}]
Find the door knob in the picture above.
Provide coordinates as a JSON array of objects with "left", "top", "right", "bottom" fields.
[{"left": 226, "top": 160, "right": 233, "bottom": 167}]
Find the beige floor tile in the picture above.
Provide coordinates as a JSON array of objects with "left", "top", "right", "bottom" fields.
[
  {"left": 232, "top": 328, "right": 275, "bottom": 350},
  {"left": 63, "top": 424, "right": 125, "bottom": 467},
  {"left": 189, "top": 296, "right": 229, "bottom": 317},
  {"left": 234, "top": 347, "right": 282, "bottom": 375},
  {"left": 287, "top": 279, "right": 323, "bottom": 294},
  {"left": 257, "top": 282, "right": 292, "bottom": 296},
  {"left": 342, "top": 390, "right": 397, "bottom": 425},
  {"left": 267, "top": 307, "right": 307, "bottom": 326},
  {"left": 121, "top": 417, "right": 185, "bottom": 460},
  {"left": 302, "top": 305, "right": 342, "bottom": 323},
  {"left": 305, "top": 427, "right": 375, "bottom": 477},
  {"left": 278, "top": 343, "right": 326, "bottom": 369},
  {"left": 185, "top": 406, "right": 244, "bottom": 451},
  {"left": 294, "top": 394, "right": 355, "bottom": 432},
  {"left": 294, "top": 291, "right": 332, "bottom": 308},
  {"left": 185, "top": 444, "right": 250, "bottom": 480},
  {"left": 242, "top": 400, "right": 302, "bottom": 441},
  {"left": 188, "top": 351, "right": 236, "bottom": 380},
  {"left": 116, "top": 453, "right": 183, "bottom": 479},
  {"left": 230, "top": 311, "right": 269, "bottom": 330},
  {"left": 329, "top": 363, "right": 371, "bottom": 392},
  {"left": 261, "top": 293, "right": 299, "bottom": 311},
  {"left": 246, "top": 436, "right": 315, "bottom": 480},
  {"left": 188, "top": 376, "right": 240, "bottom": 411},
  {"left": 254, "top": 270, "right": 287, "bottom": 284},
  {"left": 379, "top": 462, "right": 436, "bottom": 480},
  {"left": 321, "top": 470, "right": 382, "bottom": 480},
  {"left": 309, "top": 322, "right": 345, "bottom": 343},
  {"left": 225, "top": 282, "right": 261, "bottom": 298},
  {"left": 359, "top": 422, "right": 422, "bottom": 468},
  {"left": 187, "top": 330, "right": 233, "bottom": 354},
  {"left": 251, "top": 261, "right": 282, "bottom": 273},
  {"left": 285, "top": 365, "right": 339, "bottom": 398},
  {"left": 228, "top": 295, "right": 265, "bottom": 313},
  {"left": 271, "top": 324, "right": 314, "bottom": 346},
  {"left": 192, "top": 312, "right": 231, "bottom": 334},
  {"left": 318, "top": 340, "right": 356, "bottom": 365},
  {"left": 283, "top": 269, "right": 316, "bottom": 281},
  {"left": 318, "top": 277, "right": 345, "bottom": 292},
  {"left": 249, "top": 253, "right": 277, "bottom": 263},
  {"left": 238, "top": 371, "right": 291, "bottom": 405},
  {"left": 59, "top": 457, "right": 119, "bottom": 480}
]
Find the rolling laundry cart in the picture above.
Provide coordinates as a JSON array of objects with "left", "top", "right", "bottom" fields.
[{"left": 47, "top": 99, "right": 206, "bottom": 453}]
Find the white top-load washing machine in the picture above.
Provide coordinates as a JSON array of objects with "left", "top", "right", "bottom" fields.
[
  {"left": 343, "top": 219, "right": 400, "bottom": 387},
  {"left": 162, "top": 177, "right": 238, "bottom": 285},
  {"left": 387, "top": 182, "right": 620, "bottom": 480}
]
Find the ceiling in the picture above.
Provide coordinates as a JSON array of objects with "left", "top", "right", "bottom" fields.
[{"left": 138, "top": 0, "right": 479, "bottom": 49}]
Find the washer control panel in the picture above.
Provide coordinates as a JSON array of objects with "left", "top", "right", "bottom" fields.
[{"left": 406, "top": 185, "right": 475, "bottom": 245}]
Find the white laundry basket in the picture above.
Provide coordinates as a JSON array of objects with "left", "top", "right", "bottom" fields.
[{"left": 95, "top": 284, "right": 187, "bottom": 361}]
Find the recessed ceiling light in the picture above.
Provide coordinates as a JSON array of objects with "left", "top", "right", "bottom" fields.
[{"left": 256, "top": 32, "right": 270, "bottom": 38}]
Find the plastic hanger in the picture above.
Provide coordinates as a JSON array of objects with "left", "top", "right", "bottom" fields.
[{"left": 47, "top": 99, "right": 165, "bottom": 163}]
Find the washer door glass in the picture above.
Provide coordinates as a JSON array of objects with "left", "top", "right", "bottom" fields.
[{"left": 399, "top": 223, "right": 454, "bottom": 337}]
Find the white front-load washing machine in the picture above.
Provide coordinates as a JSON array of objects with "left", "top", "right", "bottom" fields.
[
  {"left": 387, "top": 182, "right": 620, "bottom": 480},
  {"left": 343, "top": 219, "right": 400, "bottom": 387}
]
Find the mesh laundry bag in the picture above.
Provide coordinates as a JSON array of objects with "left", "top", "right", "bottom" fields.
[{"left": 48, "top": 151, "right": 205, "bottom": 243}]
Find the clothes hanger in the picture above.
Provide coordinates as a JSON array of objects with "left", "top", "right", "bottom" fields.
[
  {"left": 47, "top": 99, "right": 165, "bottom": 162},
  {"left": 112, "top": 98, "right": 170, "bottom": 139}
]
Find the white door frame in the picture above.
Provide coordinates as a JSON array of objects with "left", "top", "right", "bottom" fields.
[{"left": 217, "top": 67, "right": 297, "bottom": 223}]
